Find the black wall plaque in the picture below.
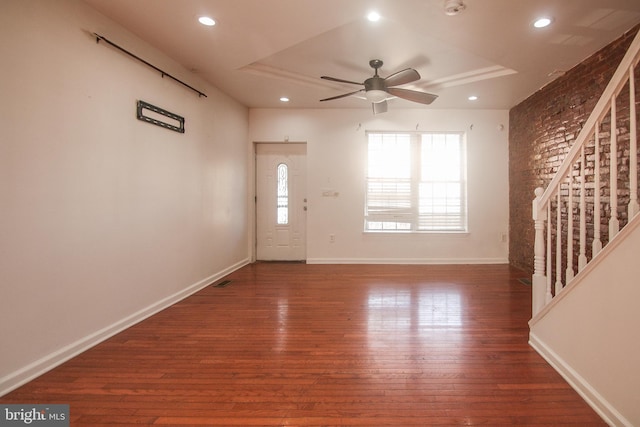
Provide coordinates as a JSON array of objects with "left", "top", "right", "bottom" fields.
[{"left": 136, "top": 100, "right": 185, "bottom": 133}]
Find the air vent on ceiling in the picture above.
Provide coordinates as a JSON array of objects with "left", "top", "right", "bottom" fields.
[{"left": 444, "top": 0, "right": 466, "bottom": 16}]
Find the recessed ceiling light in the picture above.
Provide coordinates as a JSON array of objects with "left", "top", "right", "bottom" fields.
[
  {"left": 367, "top": 11, "right": 381, "bottom": 22},
  {"left": 198, "top": 16, "right": 216, "bottom": 26},
  {"left": 468, "top": 95, "right": 478, "bottom": 101},
  {"left": 279, "top": 97, "right": 290, "bottom": 102},
  {"left": 533, "top": 17, "right": 552, "bottom": 28}
]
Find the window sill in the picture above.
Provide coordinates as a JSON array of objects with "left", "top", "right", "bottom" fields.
[{"left": 363, "top": 230, "right": 470, "bottom": 236}]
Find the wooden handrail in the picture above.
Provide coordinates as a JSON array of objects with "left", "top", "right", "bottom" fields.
[
  {"left": 531, "top": 28, "right": 640, "bottom": 317},
  {"left": 534, "top": 29, "right": 640, "bottom": 217}
]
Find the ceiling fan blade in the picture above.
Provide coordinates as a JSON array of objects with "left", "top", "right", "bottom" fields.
[
  {"left": 372, "top": 100, "right": 388, "bottom": 115},
  {"left": 321, "top": 76, "right": 363, "bottom": 86},
  {"left": 386, "top": 87, "right": 438, "bottom": 105},
  {"left": 384, "top": 68, "right": 420, "bottom": 87},
  {"left": 320, "top": 89, "right": 364, "bottom": 102}
]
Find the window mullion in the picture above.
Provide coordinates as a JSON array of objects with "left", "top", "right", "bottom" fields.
[{"left": 410, "top": 134, "right": 421, "bottom": 231}]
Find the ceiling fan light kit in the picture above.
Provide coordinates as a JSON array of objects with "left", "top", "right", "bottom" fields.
[
  {"left": 320, "top": 59, "right": 438, "bottom": 114},
  {"left": 365, "top": 90, "right": 387, "bottom": 103}
]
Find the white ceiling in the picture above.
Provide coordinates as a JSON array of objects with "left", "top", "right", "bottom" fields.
[{"left": 82, "top": 0, "right": 640, "bottom": 111}]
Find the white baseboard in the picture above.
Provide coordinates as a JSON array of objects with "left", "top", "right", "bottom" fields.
[
  {"left": 0, "top": 258, "right": 250, "bottom": 397},
  {"left": 529, "top": 332, "right": 631, "bottom": 427},
  {"left": 306, "top": 257, "right": 509, "bottom": 265}
]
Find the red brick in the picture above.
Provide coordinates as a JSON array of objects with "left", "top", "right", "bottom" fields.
[{"left": 509, "top": 25, "right": 640, "bottom": 274}]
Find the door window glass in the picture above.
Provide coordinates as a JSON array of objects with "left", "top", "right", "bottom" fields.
[{"left": 277, "top": 163, "right": 289, "bottom": 224}]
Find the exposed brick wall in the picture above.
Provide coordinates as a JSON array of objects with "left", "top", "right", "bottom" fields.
[{"left": 509, "top": 25, "right": 640, "bottom": 275}]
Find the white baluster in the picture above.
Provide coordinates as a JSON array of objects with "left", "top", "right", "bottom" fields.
[
  {"left": 566, "top": 175, "right": 574, "bottom": 283},
  {"left": 555, "top": 189, "right": 563, "bottom": 295},
  {"left": 593, "top": 124, "right": 603, "bottom": 256},
  {"left": 546, "top": 202, "right": 552, "bottom": 304},
  {"left": 532, "top": 187, "right": 548, "bottom": 315},
  {"left": 578, "top": 145, "right": 587, "bottom": 271},
  {"left": 609, "top": 97, "right": 620, "bottom": 240},
  {"left": 629, "top": 64, "right": 639, "bottom": 219}
]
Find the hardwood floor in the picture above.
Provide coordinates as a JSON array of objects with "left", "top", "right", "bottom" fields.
[{"left": 1, "top": 263, "right": 606, "bottom": 426}]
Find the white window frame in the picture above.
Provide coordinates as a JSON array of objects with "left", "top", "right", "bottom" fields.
[{"left": 364, "top": 131, "right": 467, "bottom": 233}]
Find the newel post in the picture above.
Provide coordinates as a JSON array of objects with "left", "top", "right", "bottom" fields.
[{"left": 532, "top": 187, "right": 547, "bottom": 317}]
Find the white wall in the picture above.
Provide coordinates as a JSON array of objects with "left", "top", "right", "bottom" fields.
[
  {"left": 249, "top": 108, "right": 509, "bottom": 264},
  {"left": 530, "top": 217, "right": 640, "bottom": 427},
  {"left": 0, "top": 0, "right": 510, "bottom": 396},
  {"left": 0, "top": 0, "right": 250, "bottom": 394}
]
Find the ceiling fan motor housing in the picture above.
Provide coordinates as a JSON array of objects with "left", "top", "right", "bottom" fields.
[
  {"left": 364, "top": 76, "right": 388, "bottom": 103},
  {"left": 364, "top": 76, "right": 386, "bottom": 92}
]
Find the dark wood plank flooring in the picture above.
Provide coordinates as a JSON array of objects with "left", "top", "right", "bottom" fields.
[{"left": 1, "top": 263, "right": 606, "bottom": 426}]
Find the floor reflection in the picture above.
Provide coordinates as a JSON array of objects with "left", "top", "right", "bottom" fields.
[
  {"left": 367, "top": 289, "right": 412, "bottom": 331},
  {"left": 416, "top": 289, "right": 462, "bottom": 327},
  {"left": 274, "top": 297, "right": 288, "bottom": 352},
  {"left": 366, "top": 286, "right": 463, "bottom": 349}
]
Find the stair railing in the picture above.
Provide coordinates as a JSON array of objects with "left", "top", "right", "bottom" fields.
[{"left": 531, "top": 29, "right": 640, "bottom": 317}]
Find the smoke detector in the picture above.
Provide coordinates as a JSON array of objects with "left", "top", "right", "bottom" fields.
[{"left": 444, "top": 0, "right": 466, "bottom": 16}]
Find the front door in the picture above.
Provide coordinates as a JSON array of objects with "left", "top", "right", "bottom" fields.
[{"left": 255, "top": 143, "right": 307, "bottom": 261}]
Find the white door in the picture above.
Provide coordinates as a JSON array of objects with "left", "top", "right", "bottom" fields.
[{"left": 256, "top": 143, "right": 307, "bottom": 261}]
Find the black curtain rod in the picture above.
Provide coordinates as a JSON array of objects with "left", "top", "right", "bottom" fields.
[{"left": 93, "top": 33, "right": 207, "bottom": 98}]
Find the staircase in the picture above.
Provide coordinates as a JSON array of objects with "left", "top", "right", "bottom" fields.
[
  {"left": 530, "top": 28, "right": 640, "bottom": 317},
  {"left": 529, "top": 28, "right": 640, "bottom": 427}
]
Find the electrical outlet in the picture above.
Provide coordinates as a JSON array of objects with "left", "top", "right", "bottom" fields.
[{"left": 329, "top": 234, "right": 335, "bottom": 243}]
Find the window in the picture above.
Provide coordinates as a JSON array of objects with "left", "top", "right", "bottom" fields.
[
  {"left": 277, "top": 163, "right": 288, "bottom": 225},
  {"left": 365, "top": 132, "right": 467, "bottom": 232}
]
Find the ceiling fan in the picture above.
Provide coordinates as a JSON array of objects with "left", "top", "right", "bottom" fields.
[{"left": 320, "top": 59, "right": 438, "bottom": 114}]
